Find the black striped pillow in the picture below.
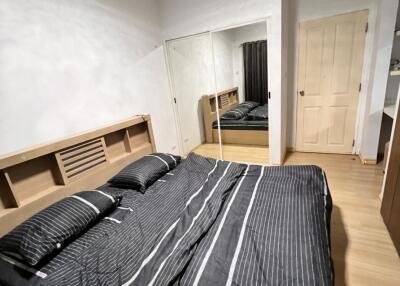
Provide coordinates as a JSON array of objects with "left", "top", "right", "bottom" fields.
[
  {"left": 220, "top": 106, "right": 251, "bottom": 120},
  {"left": 108, "top": 153, "right": 181, "bottom": 192},
  {"left": 247, "top": 104, "right": 268, "bottom": 120},
  {"left": 0, "top": 190, "right": 121, "bottom": 266},
  {"left": 238, "top": 101, "right": 260, "bottom": 110}
]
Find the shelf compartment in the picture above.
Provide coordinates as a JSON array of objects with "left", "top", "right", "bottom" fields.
[
  {"left": 0, "top": 208, "right": 18, "bottom": 220},
  {"left": 109, "top": 152, "right": 131, "bottom": 164},
  {"left": 210, "top": 97, "right": 217, "bottom": 112},
  {"left": 0, "top": 171, "right": 20, "bottom": 210},
  {"left": 104, "top": 129, "right": 132, "bottom": 161},
  {"left": 5, "top": 155, "right": 64, "bottom": 204},
  {"left": 127, "top": 123, "right": 151, "bottom": 151},
  {"left": 20, "top": 185, "right": 63, "bottom": 206},
  {"left": 229, "top": 92, "right": 238, "bottom": 104}
]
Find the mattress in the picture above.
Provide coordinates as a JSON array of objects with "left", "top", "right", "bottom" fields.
[
  {"left": 212, "top": 118, "right": 269, "bottom": 131},
  {"left": 180, "top": 164, "right": 333, "bottom": 286},
  {"left": 0, "top": 153, "right": 333, "bottom": 286}
]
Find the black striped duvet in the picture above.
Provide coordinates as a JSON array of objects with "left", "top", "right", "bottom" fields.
[{"left": 0, "top": 153, "right": 333, "bottom": 286}]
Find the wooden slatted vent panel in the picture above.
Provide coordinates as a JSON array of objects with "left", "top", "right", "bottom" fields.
[
  {"left": 58, "top": 138, "right": 107, "bottom": 181},
  {"left": 220, "top": 94, "right": 230, "bottom": 108}
]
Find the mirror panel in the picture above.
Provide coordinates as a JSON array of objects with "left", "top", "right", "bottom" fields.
[
  {"left": 211, "top": 22, "right": 269, "bottom": 163},
  {"left": 165, "top": 21, "right": 270, "bottom": 163},
  {"left": 166, "top": 33, "right": 222, "bottom": 159}
]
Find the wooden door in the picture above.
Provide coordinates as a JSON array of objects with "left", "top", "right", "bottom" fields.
[
  {"left": 296, "top": 11, "right": 368, "bottom": 153},
  {"left": 381, "top": 93, "right": 400, "bottom": 255}
]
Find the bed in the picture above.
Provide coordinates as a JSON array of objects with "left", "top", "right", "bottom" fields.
[
  {"left": 202, "top": 87, "right": 269, "bottom": 146},
  {"left": 0, "top": 115, "right": 333, "bottom": 286}
]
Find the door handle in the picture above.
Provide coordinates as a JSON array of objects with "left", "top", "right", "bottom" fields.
[{"left": 299, "top": 90, "right": 305, "bottom": 96}]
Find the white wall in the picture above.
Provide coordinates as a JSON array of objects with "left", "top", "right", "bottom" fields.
[
  {"left": 287, "top": 0, "right": 399, "bottom": 162},
  {"left": 213, "top": 30, "right": 235, "bottom": 91},
  {"left": 0, "top": 0, "right": 179, "bottom": 156},
  {"left": 384, "top": 7, "right": 400, "bottom": 106},
  {"left": 160, "top": 0, "right": 286, "bottom": 165},
  {"left": 360, "top": 0, "right": 399, "bottom": 159},
  {"left": 166, "top": 34, "right": 214, "bottom": 153}
]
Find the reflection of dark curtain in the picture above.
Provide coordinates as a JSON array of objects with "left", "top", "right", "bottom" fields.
[{"left": 243, "top": 40, "right": 268, "bottom": 105}]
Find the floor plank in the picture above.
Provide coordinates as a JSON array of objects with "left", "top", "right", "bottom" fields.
[
  {"left": 192, "top": 144, "right": 400, "bottom": 286},
  {"left": 192, "top": 143, "right": 269, "bottom": 165}
]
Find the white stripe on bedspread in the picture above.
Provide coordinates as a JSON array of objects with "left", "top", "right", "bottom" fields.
[
  {"left": 122, "top": 160, "right": 222, "bottom": 286},
  {"left": 147, "top": 163, "right": 233, "bottom": 286},
  {"left": 225, "top": 166, "right": 265, "bottom": 286},
  {"left": 192, "top": 166, "right": 250, "bottom": 285}
]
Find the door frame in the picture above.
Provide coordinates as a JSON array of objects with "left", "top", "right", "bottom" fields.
[
  {"left": 380, "top": 86, "right": 400, "bottom": 210},
  {"left": 380, "top": 84, "right": 400, "bottom": 253},
  {"left": 292, "top": 9, "right": 372, "bottom": 154}
]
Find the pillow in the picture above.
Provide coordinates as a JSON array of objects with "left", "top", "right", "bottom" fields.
[
  {"left": 238, "top": 101, "right": 260, "bottom": 110},
  {"left": 247, "top": 105, "right": 268, "bottom": 121},
  {"left": 108, "top": 153, "right": 181, "bottom": 192},
  {"left": 220, "top": 106, "right": 250, "bottom": 120},
  {"left": 0, "top": 190, "right": 121, "bottom": 266}
]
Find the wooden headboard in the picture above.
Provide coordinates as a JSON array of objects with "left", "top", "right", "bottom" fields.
[
  {"left": 0, "top": 115, "right": 156, "bottom": 236},
  {"left": 201, "top": 87, "right": 239, "bottom": 143}
]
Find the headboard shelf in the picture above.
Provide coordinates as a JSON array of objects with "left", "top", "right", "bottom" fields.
[
  {"left": 207, "top": 87, "right": 239, "bottom": 98},
  {"left": 202, "top": 87, "right": 239, "bottom": 143},
  {"left": 104, "top": 129, "right": 131, "bottom": 162},
  {"left": 0, "top": 115, "right": 156, "bottom": 236},
  {"left": 0, "top": 116, "right": 151, "bottom": 170}
]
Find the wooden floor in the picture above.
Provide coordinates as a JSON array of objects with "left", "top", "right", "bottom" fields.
[
  {"left": 192, "top": 144, "right": 269, "bottom": 165},
  {"left": 193, "top": 144, "right": 400, "bottom": 286}
]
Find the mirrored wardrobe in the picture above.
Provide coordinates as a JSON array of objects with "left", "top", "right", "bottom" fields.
[{"left": 166, "top": 20, "right": 269, "bottom": 164}]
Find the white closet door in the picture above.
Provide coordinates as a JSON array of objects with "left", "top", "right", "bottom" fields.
[
  {"left": 296, "top": 10, "right": 368, "bottom": 153},
  {"left": 167, "top": 34, "right": 214, "bottom": 154}
]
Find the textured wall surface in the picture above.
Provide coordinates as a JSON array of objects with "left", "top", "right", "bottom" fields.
[
  {"left": 166, "top": 34, "right": 214, "bottom": 153},
  {"left": 0, "top": 0, "right": 179, "bottom": 155}
]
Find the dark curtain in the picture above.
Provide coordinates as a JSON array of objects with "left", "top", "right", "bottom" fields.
[{"left": 243, "top": 40, "right": 268, "bottom": 105}]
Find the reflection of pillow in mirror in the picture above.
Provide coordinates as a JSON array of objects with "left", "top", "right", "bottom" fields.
[
  {"left": 239, "top": 101, "right": 260, "bottom": 110},
  {"left": 220, "top": 106, "right": 250, "bottom": 120},
  {"left": 247, "top": 105, "right": 268, "bottom": 121}
]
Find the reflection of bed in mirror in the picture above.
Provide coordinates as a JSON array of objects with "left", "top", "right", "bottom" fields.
[{"left": 202, "top": 87, "right": 268, "bottom": 146}]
